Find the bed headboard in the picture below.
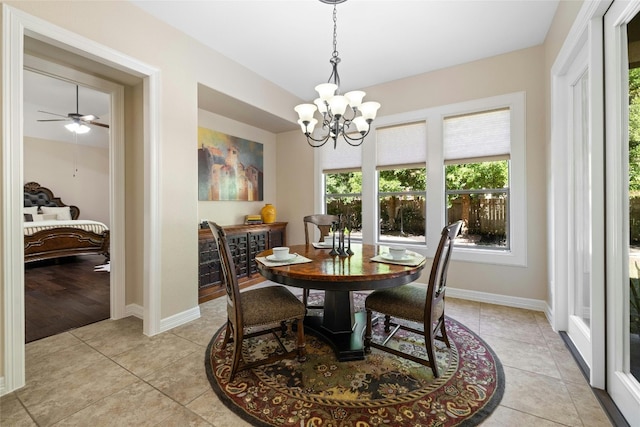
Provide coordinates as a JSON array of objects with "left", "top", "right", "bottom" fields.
[{"left": 24, "top": 182, "right": 80, "bottom": 220}]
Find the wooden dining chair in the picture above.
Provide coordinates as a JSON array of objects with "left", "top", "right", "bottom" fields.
[
  {"left": 303, "top": 214, "right": 339, "bottom": 245},
  {"left": 302, "top": 214, "right": 338, "bottom": 308},
  {"left": 208, "top": 221, "right": 306, "bottom": 380},
  {"left": 364, "top": 220, "right": 463, "bottom": 378}
]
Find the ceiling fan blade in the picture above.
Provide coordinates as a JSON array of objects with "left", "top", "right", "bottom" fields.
[
  {"left": 37, "top": 87, "right": 105, "bottom": 129},
  {"left": 37, "top": 110, "right": 68, "bottom": 118},
  {"left": 88, "top": 121, "right": 110, "bottom": 129}
]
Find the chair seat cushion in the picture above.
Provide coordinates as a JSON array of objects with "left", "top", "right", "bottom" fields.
[
  {"left": 240, "top": 285, "right": 305, "bottom": 327},
  {"left": 365, "top": 284, "right": 444, "bottom": 323}
]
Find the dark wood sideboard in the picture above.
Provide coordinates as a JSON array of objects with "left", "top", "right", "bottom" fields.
[{"left": 198, "top": 222, "right": 287, "bottom": 303}]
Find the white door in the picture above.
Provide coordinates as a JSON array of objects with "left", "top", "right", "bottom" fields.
[
  {"left": 566, "top": 43, "right": 596, "bottom": 369},
  {"left": 551, "top": 9, "right": 606, "bottom": 387},
  {"left": 604, "top": 1, "right": 640, "bottom": 423}
]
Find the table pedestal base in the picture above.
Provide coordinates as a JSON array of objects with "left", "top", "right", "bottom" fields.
[
  {"left": 304, "top": 312, "right": 367, "bottom": 361},
  {"left": 303, "top": 290, "right": 366, "bottom": 361}
]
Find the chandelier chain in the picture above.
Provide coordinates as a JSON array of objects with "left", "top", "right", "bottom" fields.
[
  {"left": 332, "top": 4, "right": 338, "bottom": 59},
  {"left": 328, "top": 3, "right": 341, "bottom": 89}
]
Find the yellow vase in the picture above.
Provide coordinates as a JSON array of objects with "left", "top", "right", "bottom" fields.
[{"left": 260, "top": 203, "right": 276, "bottom": 224}]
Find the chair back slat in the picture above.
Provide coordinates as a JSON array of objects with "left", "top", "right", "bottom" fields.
[
  {"left": 208, "top": 221, "right": 243, "bottom": 326},
  {"left": 426, "top": 221, "right": 463, "bottom": 317},
  {"left": 303, "top": 214, "right": 339, "bottom": 244}
]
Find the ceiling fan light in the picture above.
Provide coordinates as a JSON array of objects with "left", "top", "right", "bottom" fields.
[{"left": 65, "top": 122, "right": 90, "bottom": 134}]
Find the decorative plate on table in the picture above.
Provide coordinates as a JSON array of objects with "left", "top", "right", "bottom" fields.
[
  {"left": 266, "top": 254, "right": 297, "bottom": 262},
  {"left": 314, "top": 242, "right": 333, "bottom": 248},
  {"left": 380, "top": 252, "right": 415, "bottom": 262}
]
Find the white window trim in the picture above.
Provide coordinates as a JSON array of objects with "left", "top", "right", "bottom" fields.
[
  {"left": 438, "top": 92, "right": 526, "bottom": 266},
  {"left": 316, "top": 92, "right": 526, "bottom": 267}
]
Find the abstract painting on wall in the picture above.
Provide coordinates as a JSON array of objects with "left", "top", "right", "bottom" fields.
[{"left": 198, "top": 127, "right": 263, "bottom": 201}]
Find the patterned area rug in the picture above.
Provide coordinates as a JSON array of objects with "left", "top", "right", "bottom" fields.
[{"left": 205, "top": 292, "right": 504, "bottom": 426}]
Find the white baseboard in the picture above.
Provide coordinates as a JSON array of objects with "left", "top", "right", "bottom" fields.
[
  {"left": 0, "top": 376, "right": 5, "bottom": 396},
  {"left": 544, "top": 303, "right": 554, "bottom": 326},
  {"left": 125, "top": 303, "right": 144, "bottom": 319},
  {"left": 124, "top": 303, "right": 201, "bottom": 334},
  {"left": 446, "top": 286, "right": 548, "bottom": 312},
  {"left": 159, "top": 306, "right": 201, "bottom": 333}
]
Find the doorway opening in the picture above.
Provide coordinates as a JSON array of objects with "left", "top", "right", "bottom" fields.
[{"left": 23, "top": 68, "right": 113, "bottom": 343}]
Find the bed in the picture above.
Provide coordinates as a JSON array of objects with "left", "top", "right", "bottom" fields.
[{"left": 23, "top": 182, "right": 110, "bottom": 263}]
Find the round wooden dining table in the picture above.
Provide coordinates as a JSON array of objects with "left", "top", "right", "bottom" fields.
[{"left": 256, "top": 243, "right": 426, "bottom": 361}]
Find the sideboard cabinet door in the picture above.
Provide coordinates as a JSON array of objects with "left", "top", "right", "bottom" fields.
[{"left": 198, "top": 222, "right": 287, "bottom": 303}]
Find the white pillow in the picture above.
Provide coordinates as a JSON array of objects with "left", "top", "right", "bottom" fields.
[
  {"left": 41, "top": 206, "right": 72, "bottom": 221},
  {"left": 24, "top": 206, "right": 39, "bottom": 216},
  {"left": 31, "top": 213, "right": 58, "bottom": 222}
]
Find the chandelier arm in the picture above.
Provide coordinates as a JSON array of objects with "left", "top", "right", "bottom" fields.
[
  {"left": 341, "top": 128, "right": 371, "bottom": 145},
  {"left": 305, "top": 133, "right": 330, "bottom": 148},
  {"left": 303, "top": 127, "right": 333, "bottom": 144},
  {"left": 341, "top": 136, "right": 365, "bottom": 147}
]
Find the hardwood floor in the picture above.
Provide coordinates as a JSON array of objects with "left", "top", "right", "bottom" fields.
[{"left": 24, "top": 255, "right": 110, "bottom": 343}]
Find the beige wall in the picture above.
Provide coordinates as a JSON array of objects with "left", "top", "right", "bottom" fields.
[
  {"left": 124, "top": 82, "right": 145, "bottom": 308},
  {"left": 24, "top": 136, "right": 110, "bottom": 226},
  {"left": 197, "top": 109, "right": 277, "bottom": 227},
  {"left": 276, "top": 130, "right": 317, "bottom": 246}
]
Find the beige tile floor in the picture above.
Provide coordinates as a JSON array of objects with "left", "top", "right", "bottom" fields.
[{"left": 1, "top": 285, "right": 613, "bottom": 426}]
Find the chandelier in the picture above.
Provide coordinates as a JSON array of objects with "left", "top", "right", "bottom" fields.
[{"left": 294, "top": 0, "right": 380, "bottom": 149}]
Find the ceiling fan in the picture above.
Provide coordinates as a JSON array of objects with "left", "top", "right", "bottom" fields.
[{"left": 37, "top": 85, "right": 109, "bottom": 133}]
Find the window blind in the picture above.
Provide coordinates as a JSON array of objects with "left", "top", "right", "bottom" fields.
[
  {"left": 443, "top": 108, "right": 510, "bottom": 164},
  {"left": 320, "top": 137, "right": 362, "bottom": 173},
  {"left": 376, "top": 121, "right": 427, "bottom": 169}
]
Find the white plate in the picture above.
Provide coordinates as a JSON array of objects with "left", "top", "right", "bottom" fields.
[
  {"left": 315, "top": 242, "right": 333, "bottom": 248},
  {"left": 380, "top": 253, "right": 414, "bottom": 262},
  {"left": 266, "top": 254, "right": 297, "bottom": 262}
]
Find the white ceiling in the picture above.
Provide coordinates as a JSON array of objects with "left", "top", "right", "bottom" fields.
[
  {"left": 24, "top": 70, "right": 110, "bottom": 148},
  {"left": 23, "top": 0, "right": 559, "bottom": 145},
  {"left": 131, "top": 0, "right": 559, "bottom": 101}
]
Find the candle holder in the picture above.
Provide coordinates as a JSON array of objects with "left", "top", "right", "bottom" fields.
[
  {"left": 328, "top": 214, "right": 351, "bottom": 257},
  {"left": 329, "top": 221, "right": 339, "bottom": 256}
]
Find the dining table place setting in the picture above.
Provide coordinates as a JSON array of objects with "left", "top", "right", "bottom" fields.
[
  {"left": 371, "top": 246, "right": 426, "bottom": 267},
  {"left": 312, "top": 235, "right": 335, "bottom": 249},
  {"left": 255, "top": 246, "right": 313, "bottom": 267}
]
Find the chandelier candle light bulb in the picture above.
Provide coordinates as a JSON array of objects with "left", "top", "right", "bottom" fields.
[{"left": 294, "top": 0, "right": 381, "bottom": 149}]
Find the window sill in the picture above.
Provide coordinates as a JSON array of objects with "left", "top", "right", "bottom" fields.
[{"left": 452, "top": 246, "right": 526, "bottom": 267}]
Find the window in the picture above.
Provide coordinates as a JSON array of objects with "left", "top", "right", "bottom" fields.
[
  {"left": 320, "top": 141, "right": 362, "bottom": 239},
  {"left": 316, "top": 92, "right": 526, "bottom": 265},
  {"left": 445, "top": 161, "right": 509, "bottom": 248},
  {"left": 325, "top": 171, "right": 362, "bottom": 238},
  {"left": 444, "top": 109, "right": 511, "bottom": 250},
  {"left": 376, "top": 122, "right": 427, "bottom": 244}
]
